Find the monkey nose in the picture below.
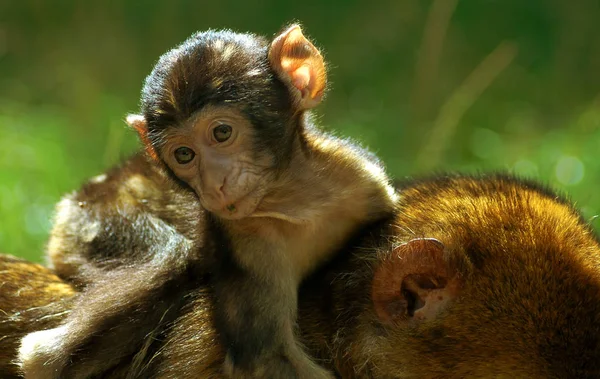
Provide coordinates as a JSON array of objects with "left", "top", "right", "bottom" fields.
[
  {"left": 203, "top": 175, "right": 226, "bottom": 196},
  {"left": 208, "top": 187, "right": 227, "bottom": 204},
  {"left": 211, "top": 175, "right": 226, "bottom": 196},
  {"left": 200, "top": 178, "right": 231, "bottom": 209}
]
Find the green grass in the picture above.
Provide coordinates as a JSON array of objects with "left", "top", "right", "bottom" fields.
[{"left": 1, "top": 0, "right": 599, "bottom": 262}]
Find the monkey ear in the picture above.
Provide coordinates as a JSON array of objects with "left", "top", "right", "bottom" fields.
[
  {"left": 268, "top": 24, "right": 327, "bottom": 110},
  {"left": 126, "top": 114, "right": 159, "bottom": 161},
  {"left": 371, "top": 238, "right": 461, "bottom": 325}
]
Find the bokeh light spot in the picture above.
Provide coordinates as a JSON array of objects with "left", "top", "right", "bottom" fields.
[
  {"left": 470, "top": 128, "right": 503, "bottom": 160},
  {"left": 555, "top": 155, "right": 584, "bottom": 186}
]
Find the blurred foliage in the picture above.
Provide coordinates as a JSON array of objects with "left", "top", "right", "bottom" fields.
[{"left": 0, "top": 0, "right": 599, "bottom": 262}]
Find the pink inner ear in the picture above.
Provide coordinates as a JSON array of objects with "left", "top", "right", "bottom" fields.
[
  {"left": 125, "top": 114, "right": 158, "bottom": 161},
  {"left": 126, "top": 114, "right": 145, "bottom": 128},
  {"left": 402, "top": 274, "right": 461, "bottom": 322},
  {"left": 269, "top": 25, "right": 326, "bottom": 109},
  {"left": 371, "top": 238, "right": 461, "bottom": 324},
  {"left": 290, "top": 65, "right": 311, "bottom": 94}
]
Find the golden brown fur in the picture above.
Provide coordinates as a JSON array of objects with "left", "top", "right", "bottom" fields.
[
  {"left": 4, "top": 174, "right": 599, "bottom": 378},
  {"left": 0, "top": 256, "right": 75, "bottom": 378},
  {"left": 333, "top": 174, "right": 600, "bottom": 378}
]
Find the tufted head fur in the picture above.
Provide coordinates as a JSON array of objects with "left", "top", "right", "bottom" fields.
[
  {"left": 136, "top": 26, "right": 325, "bottom": 170},
  {"left": 331, "top": 174, "right": 600, "bottom": 378}
]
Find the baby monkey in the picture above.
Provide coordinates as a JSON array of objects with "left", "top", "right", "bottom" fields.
[{"left": 19, "top": 25, "right": 397, "bottom": 378}]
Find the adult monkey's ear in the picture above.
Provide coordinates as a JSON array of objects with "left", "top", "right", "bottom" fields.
[
  {"left": 126, "top": 114, "right": 159, "bottom": 161},
  {"left": 268, "top": 24, "right": 327, "bottom": 110},
  {"left": 371, "top": 238, "right": 462, "bottom": 325}
]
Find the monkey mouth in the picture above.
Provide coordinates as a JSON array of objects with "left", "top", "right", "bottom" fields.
[{"left": 211, "top": 187, "right": 264, "bottom": 220}]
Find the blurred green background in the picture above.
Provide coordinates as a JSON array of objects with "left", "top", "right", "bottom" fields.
[{"left": 1, "top": 0, "right": 599, "bottom": 262}]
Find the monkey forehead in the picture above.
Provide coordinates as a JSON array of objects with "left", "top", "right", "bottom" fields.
[
  {"left": 159, "top": 105, "right": 251, "bottom": 138},
  {"left": 140, "top": 30, "right": 290, "bottom": 132}
]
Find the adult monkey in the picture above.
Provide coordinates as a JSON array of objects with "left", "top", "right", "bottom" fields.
[{"left": 2, "top": 174, "right": 600, "bottom": 378}]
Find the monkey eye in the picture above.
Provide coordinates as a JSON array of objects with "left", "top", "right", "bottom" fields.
[
  {"left": 174, "top": 147, "right": 195, "bottom": 164},
  {"left": 213, "top": 124, "right": 233, "bottom": 143}
]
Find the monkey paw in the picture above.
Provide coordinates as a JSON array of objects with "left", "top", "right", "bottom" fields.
[{"left": 18, "top": 326, "right": 68, "bottom": 379}]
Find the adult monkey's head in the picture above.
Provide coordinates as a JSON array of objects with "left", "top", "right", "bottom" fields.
[{"left": 330, "top": 175, "right": 600, "bottom": 378}]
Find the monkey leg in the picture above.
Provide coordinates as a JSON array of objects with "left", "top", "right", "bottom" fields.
[{"left": 215, "top": 268, "right": 334, "bottom": 379}]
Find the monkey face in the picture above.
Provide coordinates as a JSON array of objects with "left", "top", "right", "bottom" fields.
[
  {"left": 127, "top": 26, "right": 329, "bottom": 222},
  {"left": 159, "top": 105, "right": 275, "bottom": 220}
]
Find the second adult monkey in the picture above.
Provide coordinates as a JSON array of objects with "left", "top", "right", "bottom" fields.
[{"left": 19, "top": 25, "right": 398, "bottom": 378}]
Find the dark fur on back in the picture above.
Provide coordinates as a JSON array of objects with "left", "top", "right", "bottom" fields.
[
  {"left": 48, "top": 153, "right": 205, "bottom": 282},
  {"left": 39, "top": 153, "right": 212, "bottom": 378}
]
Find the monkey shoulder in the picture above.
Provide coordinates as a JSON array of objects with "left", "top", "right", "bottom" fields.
[
  {"left": 308, "top": 132, "right": 398, "bottom": 220},
  {"left": 234, "top": 133, "right": 400, "bottom": 278}
]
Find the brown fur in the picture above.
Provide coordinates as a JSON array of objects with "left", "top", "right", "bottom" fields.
[
  {"left": 332, "top": 174, "right": 600, "bottom": 378},
  {"left": 18, "top": 154, "right": 209, "bottom": 379},
  {"left": 46, "top": 153, "right": 204, "bottom": 284},
  {"left": 0, "top": 255, "right": 75, "bottom": 378},
  {"left": 4, "top": 174, "right": 599, "bottom": 378}
]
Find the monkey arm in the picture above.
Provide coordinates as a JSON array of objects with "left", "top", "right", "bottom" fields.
[{"left": 213, "top": 261, "right": 305, "bottom": 378}]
